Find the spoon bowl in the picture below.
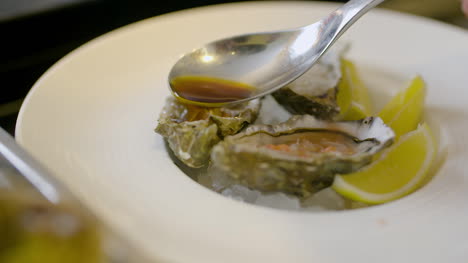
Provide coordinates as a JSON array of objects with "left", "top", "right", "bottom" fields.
[{"left": 169, "top": 0, "right": 385, "bottom": 106}]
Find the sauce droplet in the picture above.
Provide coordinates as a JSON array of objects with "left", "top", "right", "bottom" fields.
[{"left": 170, "top": 76, "right": 255, "bottom": 104}]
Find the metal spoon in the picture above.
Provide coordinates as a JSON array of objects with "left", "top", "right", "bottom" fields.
[{"left": 168, "top": 0, "right": 385, "bottom": 106}]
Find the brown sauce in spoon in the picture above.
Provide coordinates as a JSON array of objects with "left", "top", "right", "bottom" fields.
[{"left": 170, "top": 76, "right": 255, "bottom": 105}]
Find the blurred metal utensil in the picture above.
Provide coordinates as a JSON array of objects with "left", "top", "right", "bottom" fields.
[
  {"left": 0, "top": 126, "right": 62, "bottom": 202},
  {"left": 0, "top": 126, "right": 151, "bottom": 262}
]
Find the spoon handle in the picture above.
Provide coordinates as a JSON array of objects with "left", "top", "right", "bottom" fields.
[
  {"left": 306, "top": 0, "right": 385, "bottom": 61},
  {"left": 329, "top": 0, "right": 385, "bottom": 36}
]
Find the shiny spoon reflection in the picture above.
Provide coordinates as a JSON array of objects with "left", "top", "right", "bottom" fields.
[{"left": 168, "top": 0, "right": 385, "bottom": 107}]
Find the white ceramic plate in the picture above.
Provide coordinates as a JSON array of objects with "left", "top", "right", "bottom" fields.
[{"left": 16, "top": 2, "right": 468, "bottom": 262}]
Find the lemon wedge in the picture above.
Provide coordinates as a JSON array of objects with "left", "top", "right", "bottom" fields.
[
  {"left": 332, "top": 123, "right": 437, "bottom": 204},
  {"left": 337, "top": 59, "right": 373, "bottom": 120},
  {"left": 378, "top": 76, "right": 426, "bottom": 138}
]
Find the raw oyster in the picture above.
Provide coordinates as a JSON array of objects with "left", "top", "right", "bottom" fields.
[
  {"left": 271, "top": 46, "right": 343, "bottom": 119},
  {"left": 211, "top": 115, "right": 394, "bottom": 197},
  {"left": 155, "top": 97, "right": 261, "bottom": 168}
]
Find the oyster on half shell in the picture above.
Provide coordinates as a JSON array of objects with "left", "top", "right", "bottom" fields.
[
  {"left": 272, "top": 46, "right": 344, "bottom": 120},
  {"left": 155, "top": 97, "right": 261, "bottom": 168},
  {"left": 211, "top": 115, "right": 394, "bottom": 197}
]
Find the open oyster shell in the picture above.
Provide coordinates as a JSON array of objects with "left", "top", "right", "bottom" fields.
[
  {"left": 271, "top": 46, "right": 344, "bottom": 120},
  {"left": 211, "top": 115, "right": 394, "bottom": 197},
  {"left": 155, "top": 97, "right": 261, "bottom": 168}
]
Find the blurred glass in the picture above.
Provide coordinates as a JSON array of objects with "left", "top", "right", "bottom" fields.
[
  {"left": 0, "top": 128, "right": 148, "bottom": 263},
  {"left": 0, "top": 157, "right": 103, "bottom": 262}
]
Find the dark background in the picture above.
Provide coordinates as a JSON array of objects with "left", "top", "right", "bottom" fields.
[{"left": 0, "top": 0, "right": 466, "bottom": 135}]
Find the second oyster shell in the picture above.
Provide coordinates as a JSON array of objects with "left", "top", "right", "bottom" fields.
[{"left": 271, "top": 46, "right": 344, "bottom": 120}]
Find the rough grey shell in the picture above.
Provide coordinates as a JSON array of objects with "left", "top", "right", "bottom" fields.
[
  {"left": 155, "top": 97, "right": 261, "bottom": 168},
  {"left": 210, "top": 115, "right": 394, "bottom": 197},
  {"left": 272, "top": 46, "right": 343, "bottom": 119}
]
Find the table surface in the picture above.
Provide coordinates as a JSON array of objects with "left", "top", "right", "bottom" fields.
[{"left": 0, "top": 0, "right": 95, "bottom": 22}]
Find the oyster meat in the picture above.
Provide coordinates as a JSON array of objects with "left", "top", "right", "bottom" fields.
[
  {"left": 211, "top": 115, "right": 394, "bottom": 197},
  {"left": 155, "top": 97, "right": 261, "bottom": 168},
  {"left": 272, "top": 46, "right": 344, "bottom": 120}
]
